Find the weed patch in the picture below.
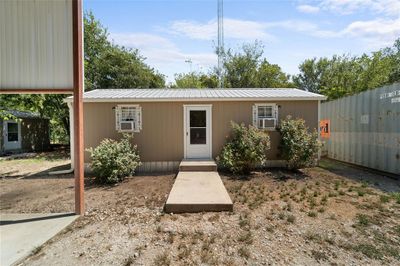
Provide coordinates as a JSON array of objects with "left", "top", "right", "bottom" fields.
[
  {"left": 238, "top": 231, "right": 253, "bottom": 244},
  {"left": 391, "top": 192, "right": 400, "bottom": 204},
  {"left": 311, "top": 249, "right": 328, "bottom": 261},
  {"left": 304, "top": 230, "right": 322, "bottom": 243},
  {"left": 238, "top": 246, "right": 250, "bottom": 259},
  {"left": 123, "top": 256, "right": 134, "bottom": 266},
  {"left": 380, "top": 194, "right": 390, "bottom": 203},
  {"left": 287, "top": 214, "right": 296, "bottom": 223},
  {"left": 356, "top": 214, "right": 370, "bottom": 227},
  {"left": 153, "top": 252, "right": 171, "bottom": 266},
  {"left": 308, "top": 211, "right": 317, "bottom": 218},
  {"left": 353, "top": 243, "right": 383, "bottom": 260},
  {"left": 31, "top": 246, "right": 42, "bottom": 255}
]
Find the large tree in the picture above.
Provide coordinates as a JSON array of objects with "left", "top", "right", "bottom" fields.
[
  {"left": 173, "top": 41, "right": 294, "bottom": 88},
  {"left": 84, "top": 11, "right": 165, "bottom": 90},
  {"left": 294, "top": 38, "right": 400, "bottom": 100},
  {"left": 173, "top": 72, "right": 218, "bottom": 88},
  {"left": 222, "top": 42, "right": 294, "bottom": 88},
  {"left": 0, "top": 94, "right": 70, "bottom": 143},
  {"left": 1, "top": 11, "right": 165, "bottom": 143}
]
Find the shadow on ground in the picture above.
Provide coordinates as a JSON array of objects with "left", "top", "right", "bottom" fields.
[
  {"left": 222, "top": 168, "right": 311, "bottom": 182},
  {"left": 1, "top": 163, "right": 72, "bottom": 179},
  {"left": 319, "top": 158, "right": 400, "bottom": 193}
]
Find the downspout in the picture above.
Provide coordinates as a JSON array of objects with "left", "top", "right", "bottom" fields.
[{"left": 49, "top": 101, "right": 74, "bottom": 175}]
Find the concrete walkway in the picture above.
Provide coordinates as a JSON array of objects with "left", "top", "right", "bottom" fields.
[
  {"left": 165, "top": 171, "right": 233, "bottom": 213},
  {"left": 0, "top": 213, "right": 78, "bottom": 266}
]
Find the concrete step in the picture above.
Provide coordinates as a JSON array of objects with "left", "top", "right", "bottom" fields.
[
  {"left": 179, "top": 159, "right": 217, "bottom": 172},
  {"left": 165, "top": 171, "right": 233, "bottom": 213}
]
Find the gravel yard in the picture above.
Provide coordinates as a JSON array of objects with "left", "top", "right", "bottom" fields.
[{"left": 1, "top": 152, "right": 399, "bottom": 265}]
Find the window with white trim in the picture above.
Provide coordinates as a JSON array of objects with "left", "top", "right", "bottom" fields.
[
  {"left": 115, "top": 105, "right": 142, "bottom": 132},
  {"left": 252, "top": 103, "right": 278, "bottom": 130}
]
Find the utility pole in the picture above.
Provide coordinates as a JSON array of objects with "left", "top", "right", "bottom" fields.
[
  {"left": 217, "top": 0, "right": 224, "bottom": 88},
  {"left": 185, "top": 59, "right": 193, "bottom": 73}
]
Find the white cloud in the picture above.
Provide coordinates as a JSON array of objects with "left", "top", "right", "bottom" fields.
[
  {"left": 109, "top": 14, "right": 399, "bottom": 81},
  {"left": 341, "top": 18, "right": 400, "bottom": 47},
  {"left": 168, "top": 18, "right": 275, "bottom": 41},
  {"left": 297, "top": 4, "right": 320, "bottom": 14},
  {"left": 110, "top": 33, "right": 176, "bottom": 50},
  {"left": 320, "top": 0, "right": 400, "bottom": 16},
  {"left": 109, "top": 33, "right": 216, "bottom": 65},
  {"left": 266, "top": 20, "right": 319, "bottom": 32},
  {"left": 167, "top": 15, "right": 399, "bottom": 50},
  {"left": 109, "top": 32, "right": 216, "bottom": 82},
  {"left": 277, "top": 17, "right": 400, "bottom": 47}
]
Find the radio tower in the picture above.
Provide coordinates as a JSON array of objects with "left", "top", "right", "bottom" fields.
[{"left": 217, "top": 0, "right": 224, "bottom": 88}]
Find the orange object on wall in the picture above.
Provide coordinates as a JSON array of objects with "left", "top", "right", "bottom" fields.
[{"left": 320, "top": 119, "right": 330, "bottom": 139}]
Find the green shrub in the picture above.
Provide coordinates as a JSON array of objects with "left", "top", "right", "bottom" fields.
[
  {"left": 87, "top": 134, "right": 141, "bottom": 184},
  {"left": 279, "top": 116, "right": 321, "bottom": 170},
  {"left": 217, "top": 122, "right": 270, "bottom": 174}
]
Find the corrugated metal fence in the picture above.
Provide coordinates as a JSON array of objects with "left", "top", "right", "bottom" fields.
[{"left": 321, "top": 83, "right": 400, "bottom": 175}]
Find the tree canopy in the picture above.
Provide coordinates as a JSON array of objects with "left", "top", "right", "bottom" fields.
[
  {"left": 294, "top": 38, "right": 400, "bottom": 100},
  {"left": 84, "top": 12, "right": 165, "bottom": 90},
  {"left": 1, "top": 12, "right": 166, "bottom": 143},
  {"left": 223, "top": 42, "right": 294, "bottom": 88},
  {"left": 174, "top": 39, "right": 399, "bottom": 98},
  {"left": 173, "top": 72, "right": 218, "bottom": 88},
  {"left": 0, "top": 94, "right": 70, "bottom": 143},
  {"left": 174, "top": 41, "right": 294, "bottom": 88}
]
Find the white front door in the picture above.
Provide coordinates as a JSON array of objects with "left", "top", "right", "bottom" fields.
[
  {"left": 3, "top": 120, "right": 22, "bottom": 150},
  {"left": 184, "top": 105, "right": 212, "bottom": 159}
]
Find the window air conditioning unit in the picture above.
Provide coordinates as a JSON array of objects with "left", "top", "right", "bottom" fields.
[
  {"left": 120, "top": 121, "right": 135, "bottom": 131},
  {"left": 258, "top": 118, "right": 276, "bottom": 129}
]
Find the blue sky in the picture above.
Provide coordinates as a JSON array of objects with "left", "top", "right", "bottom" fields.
[{"left": 84, "top": 0, "right": 400, "bottom": 84}]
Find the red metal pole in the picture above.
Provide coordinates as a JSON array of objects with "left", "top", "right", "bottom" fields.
[{"left": 72, "top": 0, "right": 84, "bottom": 215}]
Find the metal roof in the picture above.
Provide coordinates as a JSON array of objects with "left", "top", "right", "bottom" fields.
[
  {"left": 66, "top": 88, "right": 326, "bottom": 102},
  {"left": 0, "top": 109, "right": 45, "bottom": 119}
]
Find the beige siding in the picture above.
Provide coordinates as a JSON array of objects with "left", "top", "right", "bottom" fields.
[
  {"left": 0, "top": 0, "right": 73, "bottom": 89},
  {"left": 83, "top": 101, "right": 318, "bottom": 162}
]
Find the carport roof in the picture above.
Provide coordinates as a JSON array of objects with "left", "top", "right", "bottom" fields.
[{"left": 66, "top": 88, "right": 326, "bottom": 102}]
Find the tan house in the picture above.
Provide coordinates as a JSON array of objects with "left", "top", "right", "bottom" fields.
[{"left": 66, "top": 88, "right": 326, "bottom": 172}]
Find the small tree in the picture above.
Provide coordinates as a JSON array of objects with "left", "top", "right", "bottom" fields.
[
  {"left": 217, "top": 122, "right": 270, "bottom": 175},
  {"left": 87, "top": 134, "right": 141, "bottom": 184},
  {"left": 279, "top": 116, "right": 321, "bottom": 170}
]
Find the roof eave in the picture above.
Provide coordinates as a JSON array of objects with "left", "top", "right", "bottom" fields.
[{"left": 65, "top": 96, "right": 326, "bottom": 103}]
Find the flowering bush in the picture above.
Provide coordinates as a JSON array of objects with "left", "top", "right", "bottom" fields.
[
  {"left": 279, "top": 116, "right": 321, "bottom": 170},
  {"left": 87, "top": 134, "right": 141, "bottom": 184},
  {"left": 217, "top": 122, "right": 270, "bottom": 175}
]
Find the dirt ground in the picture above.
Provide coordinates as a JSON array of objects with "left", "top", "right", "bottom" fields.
[{"left": 1, "top": 152, "right": 399, "bottom": 266}]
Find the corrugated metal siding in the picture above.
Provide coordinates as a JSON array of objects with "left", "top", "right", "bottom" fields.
[
  {"left": 0, "top": 0, "right": 73, "bottom": 89},
  {"left": 67, "top": 88, "right": 326, "bottom": 101},
  {"left": 321, "top": 83, "right": 400, "bottom": 175}
]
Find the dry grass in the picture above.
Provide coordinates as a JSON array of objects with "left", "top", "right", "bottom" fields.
[{"left": 2, "top": 155, "right": 399, "bottom": 266}]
